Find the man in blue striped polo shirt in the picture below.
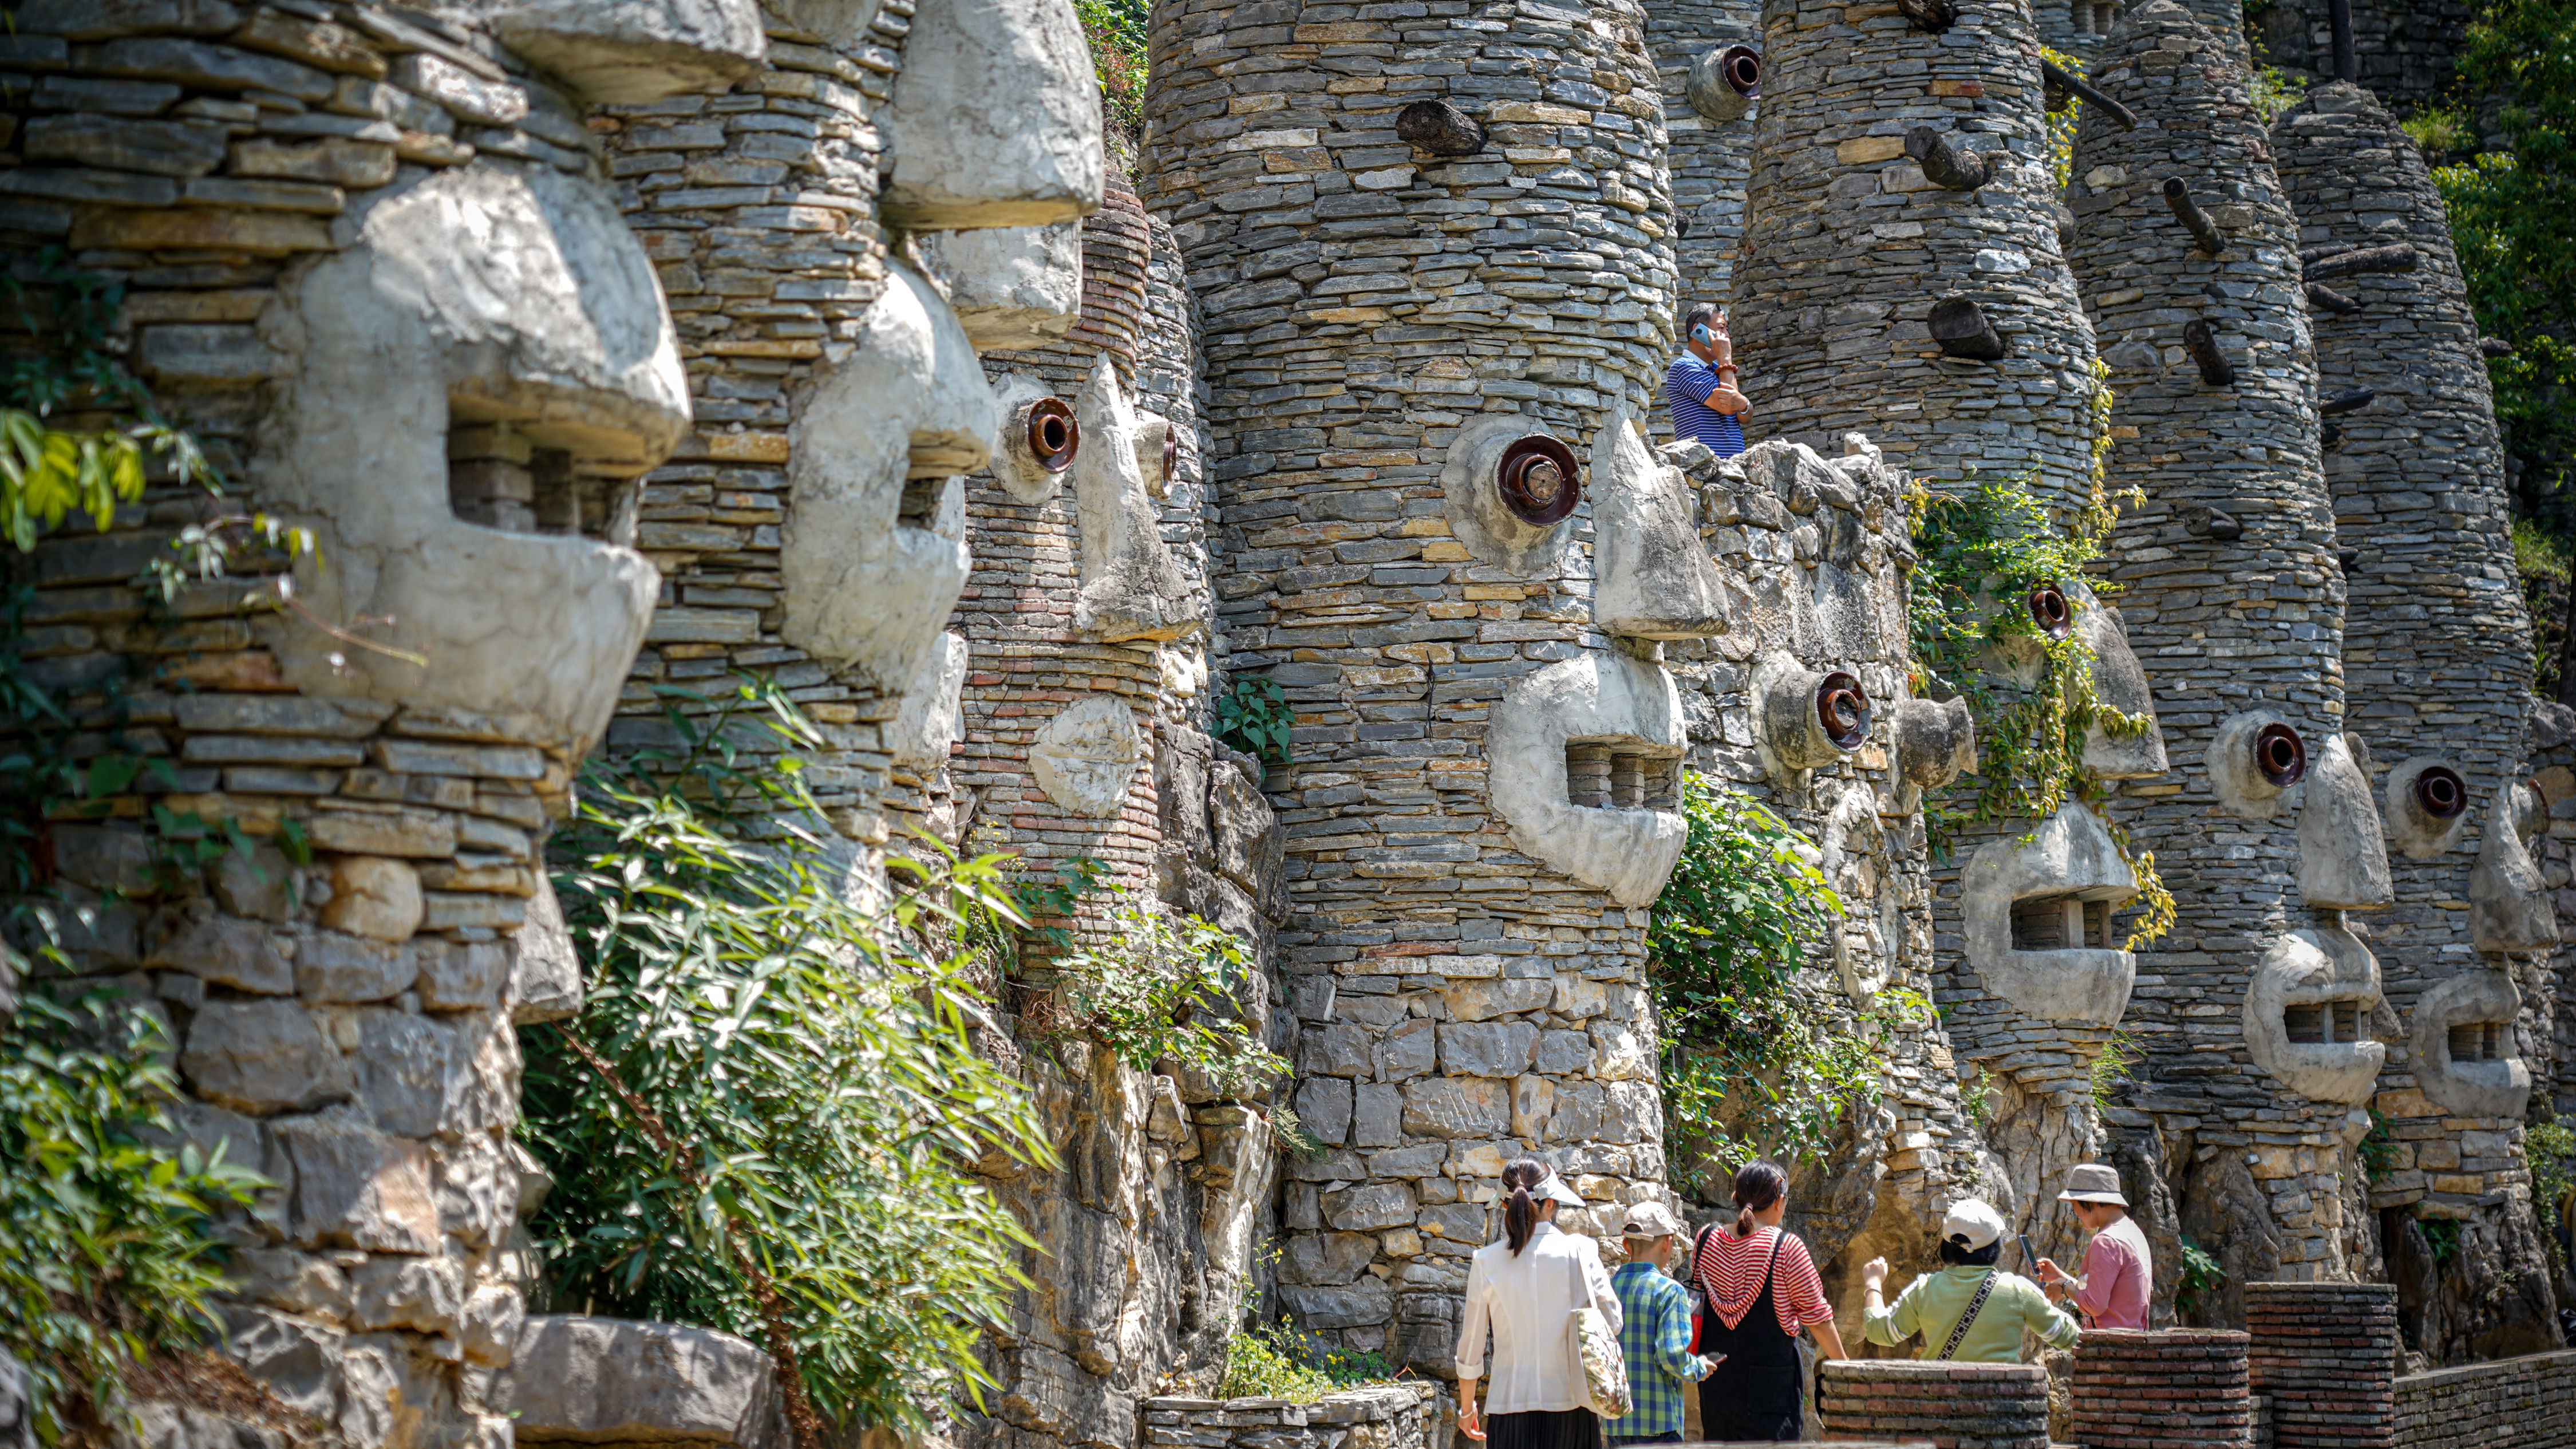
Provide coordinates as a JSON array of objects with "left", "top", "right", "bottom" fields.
[{"left": 1664, "top": 303, "right": 1749, "bottom": 458}]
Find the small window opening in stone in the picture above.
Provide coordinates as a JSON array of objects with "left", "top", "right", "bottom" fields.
[
  {"left": 1610, "top": 752, "right": 1645, "bottom": 810},
  {"left": 897, "top": 473, "right": 947, "bottom": 531},
  {"left": 450, "top": 423, "right": 536, "bottom": 532},
  {"left": 2333, "top": 1002, "right": 2361, "bottom": 1041},
  {"left": 1566, "top": 745, "right": 1611, "bottom": 809},
  {"left": 2449, "top": 1021, "right": 2505, "bottom": 1062},
  {"left": 2284, "top": 1003, "right": 2326, "bottom": 1044},
  {"left": 2084, "top": 899, "right": 2113, "bottom": 949},
  {"left": 1644, "top": 757, "right": 1680, "bottom": 812},
  {"left": 2011, "top": 895, "right": 2082, "bottom": 951}
]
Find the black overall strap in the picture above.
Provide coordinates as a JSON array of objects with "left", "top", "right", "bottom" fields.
[{"left": 1937, "top": 1269, "right": 2000, "bottom": 1360}]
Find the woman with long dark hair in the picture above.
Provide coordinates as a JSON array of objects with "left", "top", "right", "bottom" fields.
[
  {"left": 1684, "top": 1160, "right": 1846, "bottom": 1442},
  {"left": 1455, "top": 1157, "right": 1622, "bottom": 1449}
]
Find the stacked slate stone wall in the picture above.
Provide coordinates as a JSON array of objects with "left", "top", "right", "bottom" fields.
[
  {"left": 1731, "top": 0, "right": 2102, "bottom": 500},
  {"left": 1137, "top": 0, "right": 1692, "bottom": 1373},
  {"left": 1142, "top": 1382, "right": 1445, "bottom": 1449},
  {"left": 1658, "top": 436, "right": 1987, "bottom": 1304},
  {"left": 2392, "top": 1348, "right": 2576, "bottom": 1449},
  {"left": 2248, "top": 1281, "right": 2400, "bottom": 1449},
  {"left": 2069, "top": 1329, "right": 2253, "bottom": 1448},
  {"left": 2246, "top": 1, "right": 2476, "bottom": 115},
  {"left": 0, "top": 3, "right": 769, "bottom": 1443},
  {"left": 2068, "top": 0, "right": 2366, "bottom": 1306},
  {"left": 1641, "top": 0, "right": 1760, "bottom": 328},
  {"left": 2271, "top": 80, "right": 2557, "bottom": 1363}
]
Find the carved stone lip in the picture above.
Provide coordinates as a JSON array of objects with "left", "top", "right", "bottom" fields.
[
  {"left": 1498, "top": 435, "right": 1581, "bottom": 526},
  {"left": 1817, "top": 672, "right": 1871, "bottom": 751},
  {"left": 2255, "top": 722, "right": 2307, "bottom": 787}
]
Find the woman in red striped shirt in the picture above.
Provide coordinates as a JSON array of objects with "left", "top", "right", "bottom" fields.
[{"left": 1688, "top": 1160, "right": 1847, "bottom": 1442}]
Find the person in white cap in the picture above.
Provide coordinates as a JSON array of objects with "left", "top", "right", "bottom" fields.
[
  {"left": 1860, "top": 1198, "right": 2080, "bottom": 1364},
  {"left": 2034, "top": 1163, "right": 2154, "bottom": 1330},
  {"left": 1456, "top": 1156, "right": 1622, "bottom": 1449}
]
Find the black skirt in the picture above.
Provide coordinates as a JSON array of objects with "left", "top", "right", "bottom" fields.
[{"left": 1487, "top": 1407, "right": 1599, "bottom": 1449}]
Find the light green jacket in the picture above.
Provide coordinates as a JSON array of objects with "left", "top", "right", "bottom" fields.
[{"left": 1863, "top": 1265, "right": 2080, "bottom": 1364}]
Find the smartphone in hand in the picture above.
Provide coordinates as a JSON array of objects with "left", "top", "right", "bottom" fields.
[{"left": 2019, "top": 1233, "right": 2039, "bottom": 1271}]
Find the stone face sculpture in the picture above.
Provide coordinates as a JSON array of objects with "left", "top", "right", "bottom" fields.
[
  {"left": 2243, "top": 927, "right": 2387, "bottom": 1105},
  {"left": 265, "top": 162, "right": 686, "bottom": 763},
  {"left": 1591, "top": 409, "right": 1732, "bottom": 639},
  {"left": 2407, "top": 972, "right": 2531, "bottom": 1119},
  {"left": 1487, "top": 651, "right": 1690, "bottom": 906},
  {"left": 778, "top": 263, "right": 986, "bottom": 691},
  {"left": 2382, "top": 757, "right": 2474, "bottom": 860},
  {"left": 1960, "top": 802, "right": 2140, "bottom": 1026}
]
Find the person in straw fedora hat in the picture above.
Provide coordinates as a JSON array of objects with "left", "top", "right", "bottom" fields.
[{"left": 2034, "top": 1163, "right": 2154, "bottom": 1330}]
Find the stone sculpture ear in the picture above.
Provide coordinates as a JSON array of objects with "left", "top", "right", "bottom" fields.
[
  {"left": 263, "top": 163, "right": 690, "bottom": 765},
  {"left": 2242, "top": 926, "right": 2385, "bottom": 1104},
  {"left": 2298, "top": 732, "right": 2393, "bottom": 911},
  {"left": 880, "top": 0, "right": 1105, "bottom": 228},
  {"left": 1960, "top": 801, "right": 2139, "bottom": 1026},
  {"left": 1072, "top": 354, "right": 1195, "bottom": 642},
  {"left": 2408, "top": 972, "right": 2530, "bottom": 1118},
  {"left": 778, "top": 262, "right": 985, "bottom": 691},
  {"left": 1440, "top": 413, "right": 1582, "bottom": 577},
  {"left": 1591, "top": 408, "right": 1732, "bottom": 639},
  {"left": 2470, "top": 781, "right": 2560, "bottom": 954},
  {"left": 987, "top": 370, "right": 1081, "bottom": 506},
  {"left": 1753, "top": 652, "right": 1872, "bottom": 779},
  {"left": 488, "top": 0, "right": 769, "bottom": 102}
]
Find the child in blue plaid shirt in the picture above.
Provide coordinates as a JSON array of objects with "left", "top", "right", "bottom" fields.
[{"left": 1609, "top": 1202, "right": 1716, "bottom": 1445}]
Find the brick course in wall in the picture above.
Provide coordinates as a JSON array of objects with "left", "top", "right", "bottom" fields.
[
  {"left": 2071, "top": 1328, "right": 2252, "bottom": 1448},
  {"left": 2247, "top": 1281, "right": 2400, "bottom": 1449},
  {"left": 1818, "top": 1359, "right": 2052, "bottom": 1449}
]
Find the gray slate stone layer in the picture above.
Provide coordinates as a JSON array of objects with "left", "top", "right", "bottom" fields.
[
  {"left": 2068, "top": 0, "right": 2360, "bottom": 1297},
  {"left": 1731, "top": 0, "right": 2101, "bottom": 504},
  {"left": 2272, "top": 78, "right": 2554, "bottom": 1362}
]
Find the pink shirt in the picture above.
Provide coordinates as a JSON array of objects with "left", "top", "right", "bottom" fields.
[{"left": 2073, "top": 1214, "right": 2153, "bottom": 1330}]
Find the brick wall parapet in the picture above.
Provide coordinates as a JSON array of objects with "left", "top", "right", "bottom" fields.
[
  {"left": 1819, "top": 1359, "right": 2052, "bottom": 1449},
  {"left": 2071, "top": 1328, "right": 2252, "bottom": 1448}
]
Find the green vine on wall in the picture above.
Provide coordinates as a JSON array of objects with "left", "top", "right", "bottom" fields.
[
  {"left": 1905, "top": 372, "right": 2176, "bottom": 950},
  {"left": 1649, "top": 772, "right": 1925, "bottom": 1186}
]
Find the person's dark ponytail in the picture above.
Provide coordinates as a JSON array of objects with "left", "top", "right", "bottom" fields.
[
  {"left": 1731, "top": 1159, "right": 1787, "bottom": 1237},
  {"left": 1504, "top": 1156, "right": 1549, "bottom": 1255}
]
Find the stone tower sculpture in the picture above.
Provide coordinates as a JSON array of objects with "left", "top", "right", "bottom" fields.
[
  {"left": 1732, "top": 0, "right": 2101, "bottom": 500},
  {"left": 1137, "top": 0, "right": 1707, "bottom": 1371},
  {"left": 2069, "top": 0, "right": 2393, "bottom": 1308},
  {"left": 2272, "top": 78, "right": 2559, "bottom": 1360}
]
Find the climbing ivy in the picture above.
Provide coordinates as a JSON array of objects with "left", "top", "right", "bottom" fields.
[
  {"left": 1905, "top": 420, "right": 2176, "bottom": 950},
  {"left": 1649, "top": 772, "right": 1923, "bottom": 1182}
]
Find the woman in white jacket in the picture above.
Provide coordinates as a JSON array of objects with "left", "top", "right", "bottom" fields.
[{"left": 1455, "top": 1157, "right": 1622, "bottom": 1449}]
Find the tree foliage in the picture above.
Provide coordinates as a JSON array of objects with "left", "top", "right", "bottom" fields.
[
  {"left": 519, "top": 682, "right": 1053, "bottom": 1443},
  {"left": 0, "top": 994, "right": 264, "bottom": 1444},
  {"left": 1647, "top": 773, "right": 1914, "bottom": 1183}
]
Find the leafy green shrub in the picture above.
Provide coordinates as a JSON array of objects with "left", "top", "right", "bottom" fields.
[
  {"left": 2175, "top": 1235, "right": 2226, "bottom": 1320},
  {"left": 0, "top": 992, "right": 265, "bottom": 1443},
  {"left": 2360, "top": 1107, "right": 2402, "bottom": 1185},
  {"left": 519, "top": 683, "right": 1053, "bottom": 1446},
  {"left": 1076, "top": 0, "right": 1148, "bottom": 136},
  {"left": 2528, "top": 1115, "right": 2574, "bottom": 1266},
  {"left": 1650, "top": 772, "right": 1922, "bottom": 1180},
  {"left": 2087, "top": 1029, "right": 2138, "bottom": 1114},
  {"left": 1048, "top": 891, "right": 1289, "bottom": 1097},
  {"left": 2419, "top": 1215, "right": 2464, "bottom": 1264},
  {"left": 2250, "top": 66, "right": 2311, "bottom": 126},
  {"left": 1214, "top": 674, "right": 1295, "bottom": 763},
  {"left": 1215, "top": 1320, "right": 1393, "bottom": 1403},
  {"left": 2403, "top": 105, "right": 2476, "bottom": 160}
]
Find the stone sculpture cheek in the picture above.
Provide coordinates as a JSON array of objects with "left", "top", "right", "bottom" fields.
[{"left": 260, "top": 161, "right": 690, "bottom": 766}]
